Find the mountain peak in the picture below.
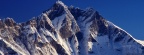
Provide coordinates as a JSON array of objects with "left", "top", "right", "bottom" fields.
[
  {"left": 56, "top": 0, "right": 64, "bottom": 5},
  {"left": 44, "top": 1, "right": 72, "bottom": 20},
  {"left": 55, "top": 0, "right": 67, "bottom": 9}
]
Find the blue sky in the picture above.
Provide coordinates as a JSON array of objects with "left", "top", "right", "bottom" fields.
[{"left": 0, "top": 0, "right": 144, "bottom": 40}]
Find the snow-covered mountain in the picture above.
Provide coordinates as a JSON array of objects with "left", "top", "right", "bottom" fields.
[{"left": 0, "top": 1, "right": 144, "bottom": 55}]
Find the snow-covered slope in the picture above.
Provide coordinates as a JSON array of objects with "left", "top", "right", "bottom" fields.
[{"left": 0, "top": 1, "right": 144, "bottom": 55}]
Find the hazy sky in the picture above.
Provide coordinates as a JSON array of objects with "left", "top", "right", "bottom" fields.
[{"left": 0, "top": 0, "right": 144, "bottom": 40}]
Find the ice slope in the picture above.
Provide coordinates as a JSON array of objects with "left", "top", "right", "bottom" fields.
[{"left": 0, "top": 1, "right": 144, "bottom": 55}]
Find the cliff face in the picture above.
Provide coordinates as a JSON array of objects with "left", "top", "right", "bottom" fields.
[{"left": 0, "top": 1, "right": 144, "bottom": 55}]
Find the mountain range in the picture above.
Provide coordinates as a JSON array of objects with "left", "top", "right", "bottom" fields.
[{"left": 0, "top": 1, "right": 144, "bottom": 55}]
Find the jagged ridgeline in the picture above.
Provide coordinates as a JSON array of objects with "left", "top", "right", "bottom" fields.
[{"left": 0, "top": 1, "right": 144, "bottom": 55}]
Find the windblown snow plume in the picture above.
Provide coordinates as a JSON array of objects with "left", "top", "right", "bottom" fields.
[{"left": 0, "top": 1, "right": 144, "bottom": 55}]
